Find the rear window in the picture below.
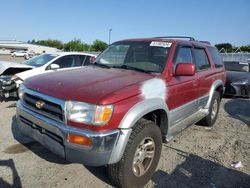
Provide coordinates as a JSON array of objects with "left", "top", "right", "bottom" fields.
[{"left": 208, "top": 46, "right": 223, "bottom": 68}]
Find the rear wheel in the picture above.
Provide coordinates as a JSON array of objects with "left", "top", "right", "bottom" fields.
[
  {"left": 200, "top": 91, "right": 220, "bottom": 126},
  {"left": 108, "top": 119, "right": 162, "bottom": 188}
]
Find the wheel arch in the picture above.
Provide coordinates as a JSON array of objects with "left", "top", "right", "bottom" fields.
[
  {"left": 118, "top": 98, "right": 169, "bottom": 133},
  {"left": 205, "top": 80, "right": 224, "bottom": 109},
  {"left": 109, "top": 98, "right": 169, "bottom": 164}
]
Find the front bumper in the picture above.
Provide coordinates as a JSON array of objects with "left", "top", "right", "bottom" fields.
[
  {"left": 224, "top": 83, "right": 250, "bottom": 98},
  {"left": 16, "top": 100, "right": 132, "bottom": 166}
]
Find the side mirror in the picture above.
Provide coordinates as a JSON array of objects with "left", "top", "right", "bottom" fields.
[
  {"left": 50, "top": 64, "right": 60, "bottom": 70},
  {"left": 175, "top": 63, "right": 195, "bottom": 76}
]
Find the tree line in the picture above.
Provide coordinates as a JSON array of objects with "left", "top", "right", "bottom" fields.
[
  {"left": 27, "top": 39, "right": 108, "bottom": 52},
  {"left": 27, "top": 39, "right": 250, "bottom": 53}
]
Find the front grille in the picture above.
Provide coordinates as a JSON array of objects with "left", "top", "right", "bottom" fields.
[
  {"left": 240, "top": 85, "right": 248, "bottom": 96},
  {"left": 23, "top": 93, "right": 63, "bottom": 122}
]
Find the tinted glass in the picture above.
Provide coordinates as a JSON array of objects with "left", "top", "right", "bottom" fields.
[
  {"left": 175, "top": 47, "right": 193, "bottom": 64},
  {"left": 208, "top": 47, "right": 223, "bottom": 68},
  {"left": 84, "top": 56, "right": 91, "bottom": 65},
  {"left": 53, "top": 55, "right": 76, "bottom": 68},
  {"left": 95, "top": 41, "right": 170, "bottom": 73},
  {"left": 77, "top": 55, "right": 85, "bottom": 65},
  {"left": 24, "top": 54, "right": 58, "bottom": 67},
  {"left": 224, "top": 61, "right": 249, "bottom": 72},
  {"left": 194, "top": 48, "right": 210, "bottom": 71}
]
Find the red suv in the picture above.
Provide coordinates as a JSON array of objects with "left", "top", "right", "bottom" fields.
[{"left": 16, "top": 36, "right": 226, "bottom": 187}]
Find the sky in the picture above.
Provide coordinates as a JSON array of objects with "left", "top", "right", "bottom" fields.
[{"left": 0, "top": 0, "right": 249, "bottom": 46}]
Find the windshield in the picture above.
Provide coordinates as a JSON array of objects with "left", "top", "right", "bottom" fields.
[
  {"left": 94, "top": 41, "right": 171, "bottom": 73},
  {"left": 24, "top": 54, "right": 58, "bottom": 67},
  {"left": 224, "top": 61, "right": 249, "bottom": 72}
]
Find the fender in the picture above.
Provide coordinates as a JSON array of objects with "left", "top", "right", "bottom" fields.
[
  {"left": 109, "top": 98, "right": 169, "bottom": 164},
  {"left": 205, "top": 79, "right": 224, "bottom": 109},
  {"left": 118, "top": 98, "right": 169, "bottom": 129}
]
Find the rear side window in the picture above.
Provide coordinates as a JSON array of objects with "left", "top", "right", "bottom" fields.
[
  {"left": 78, "top": 55, "right": 87, "bottom": 65},
  {"left": 193, "top": 48, "right": 210, "bottom": 71},
  {"left": 208, "top": 47, "right": 223, "bottom": 68},
  {"left": 53, "top": 55, "right": 76, "bottom": 68},
  {"left": 53, "top": 55, "right": 87, "bottom": 68}
]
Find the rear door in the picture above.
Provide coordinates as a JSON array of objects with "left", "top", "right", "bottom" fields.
[{"left": 192, "top": 46, "right": 215, "bottom": 108}]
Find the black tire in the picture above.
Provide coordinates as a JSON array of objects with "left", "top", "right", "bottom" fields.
[
  {"left": 108, "top": 119, "right": 162, "bottom": 188},
  {"left": 200, "top": 91, "right": 220, "bottom": 126}
]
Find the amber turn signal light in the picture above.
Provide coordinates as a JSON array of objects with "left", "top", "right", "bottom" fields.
[{"left": 67, "top": 133, "right": 92, "bottom": 147}]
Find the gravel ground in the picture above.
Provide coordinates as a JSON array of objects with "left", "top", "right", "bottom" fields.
[
  {"left": 0, "top": 54, "right": 25, "bottom": 63},
  {"left": 0, "top": 98, "right": 249, "bottom": 188}
]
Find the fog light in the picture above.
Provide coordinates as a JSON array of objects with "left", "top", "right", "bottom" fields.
[{"left": 67, "top": 133, "right": 92, "bottom": 147}]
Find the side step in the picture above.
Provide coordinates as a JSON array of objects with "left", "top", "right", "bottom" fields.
[{"left": 164, "top": 109, "right": 209, "bottom": 142}]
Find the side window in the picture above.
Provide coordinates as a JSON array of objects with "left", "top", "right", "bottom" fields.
[
  {"left": 175, "top": 47, "right": 193, "bottom": 64},
  {"left": 193, "top": 48, "right": 210, "bottom": 71},
  {"left": 208, "top": 47, "right": 224, "bottom": 68},
  {"left": 76, "top": 55, "right": 86, "bottom": 66},
  {"left": 53, "top": 55, "right": 76, "bottom": 68},
  {"left": 83, "top": 56, "right": 91, "bottom": 65}
]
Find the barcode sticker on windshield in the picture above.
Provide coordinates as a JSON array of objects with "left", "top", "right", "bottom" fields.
[{"left": 150, "top": 41, "right": 172, "bottom": 48}]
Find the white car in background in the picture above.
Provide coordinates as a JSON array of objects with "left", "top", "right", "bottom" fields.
[
  {"left": 0, "top": 52, "right": 97, "bottom": 98},
  {"left": 11, "top": 50, "right": 28, "bottom": 57}
]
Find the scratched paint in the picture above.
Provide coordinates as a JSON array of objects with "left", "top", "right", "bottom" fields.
[{"left": 141, "top": 78, "right": 166, "bottom": 100}]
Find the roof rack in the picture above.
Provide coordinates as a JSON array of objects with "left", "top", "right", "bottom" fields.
[
  {"left": 199, "top": 40, "right": 211, "bottom": 45},
  {"left": 154, "top": 36, "right": 195, "bottom": 41}
]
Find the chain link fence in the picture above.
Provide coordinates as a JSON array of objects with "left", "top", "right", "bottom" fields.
[{"left": 221, "top": 53, "right": 250, "bottom": 62}]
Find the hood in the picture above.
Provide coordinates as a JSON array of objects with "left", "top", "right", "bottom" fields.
[
  {"left": 16, "top": 67, "right": 44, "bottom": 80},
  {"left": 25, "top": 66, "right": 154, "bottom": 104},
  {"left": 226, "top": 71, "right": 250, "bottom": 83},
  {"left": 0, "top": 61, "right": 33, "bottom": 75}
]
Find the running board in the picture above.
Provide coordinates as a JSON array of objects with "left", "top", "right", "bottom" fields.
[{"left": 164, "top": 108, "right": 209, "bottom": 142}]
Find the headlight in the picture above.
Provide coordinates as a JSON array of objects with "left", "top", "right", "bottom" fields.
[
  {"left": 18, "top": 84, "right": 26, "bottom": 100},
  {"left": 232, "top": 79, "right": 248, "bottom": 85},
  {"left": 66, "top": 101, "right": 113, "bottom": 126},
  {"left": 11, "top": 75, "right": 23, "bottom": 86}
]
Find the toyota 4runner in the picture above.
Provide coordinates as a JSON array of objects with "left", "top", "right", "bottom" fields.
[{"left": 16, "top": 36, "right": 226, "bottom": 188}]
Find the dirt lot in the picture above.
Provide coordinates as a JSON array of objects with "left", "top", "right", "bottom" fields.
[
  {"left": 0, "top": 98, "right": 249, "bottom": 188},
  {"left": 0, "top": 54, "right": 25, "bottom": 63},
  {"left": 0, "top": 55, "right": 250, "bottom": 187}
]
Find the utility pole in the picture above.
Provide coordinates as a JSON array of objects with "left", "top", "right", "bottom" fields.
[{"left": 109, "top": 29, "right": 112, "bottom": 45}]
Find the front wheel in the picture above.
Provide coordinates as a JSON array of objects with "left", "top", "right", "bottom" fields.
[{"left": 108, "top": 119, "right": 162, "bottom": 188}]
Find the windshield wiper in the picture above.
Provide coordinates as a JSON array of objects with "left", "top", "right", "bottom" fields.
[
  {"left": 112, "top": 64, "right": 153, "bottom": 73},
  {"left": 92, "top": 62, "right": 111, "bottom": 69}
]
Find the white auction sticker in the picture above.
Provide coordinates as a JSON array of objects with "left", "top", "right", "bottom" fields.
[{"left": 150, "top": 41, "right": 172, "bottom": 48}]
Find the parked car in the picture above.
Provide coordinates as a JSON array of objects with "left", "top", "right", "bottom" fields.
[
  {"left": 0, "top": 52, "right": 96, "bottom": 98},
  {"left": 11, "top": 50, "right": 28, "bottom": 57},
  {"left": 16, "top": 37, "right": 225, "bottom": 187},
  {"left": 224, "top": 61, "right": 250, "bottom": 98}
]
